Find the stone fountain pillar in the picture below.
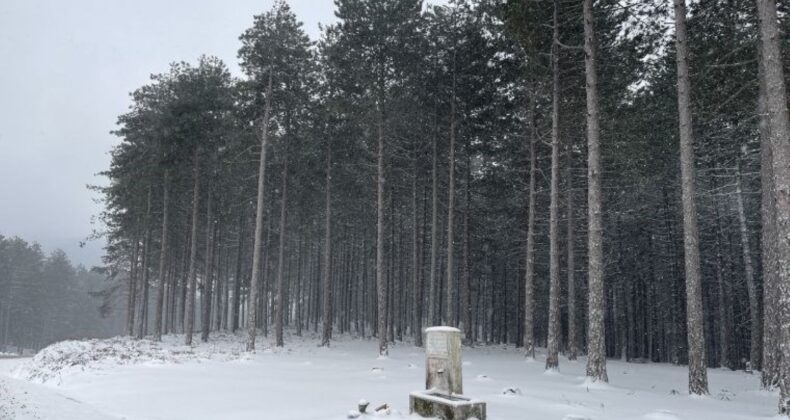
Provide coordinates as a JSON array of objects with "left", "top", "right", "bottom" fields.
[{"left": 409, "top": 326, "right": 486, "bottom": 419}]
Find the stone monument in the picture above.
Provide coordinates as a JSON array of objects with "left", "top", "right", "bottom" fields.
[{"left": 409, "top": 326, "right": 486, "bottom": 420}]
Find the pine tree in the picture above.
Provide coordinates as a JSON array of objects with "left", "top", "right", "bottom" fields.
[
  {"left": 545, "top": 0, "right": 562, "bottom": 372},
  {"left": 584, "top": 0, "right": 608, "bottom": 383},
  {"left": 673, "top": 0, "right": 709, "bottom": 395}
]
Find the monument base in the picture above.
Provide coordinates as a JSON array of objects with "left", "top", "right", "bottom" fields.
[{"left": 409, "top": 390, "right": 486, "bottom": 420}]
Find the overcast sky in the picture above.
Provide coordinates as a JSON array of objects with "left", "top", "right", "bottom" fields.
[{"left": 0, "top": 0, "right": 337, "bottom": 267}]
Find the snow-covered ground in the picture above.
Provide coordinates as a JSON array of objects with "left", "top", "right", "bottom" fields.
[{"left": 0, "top": 332, "right": 778, "bottom": 419}]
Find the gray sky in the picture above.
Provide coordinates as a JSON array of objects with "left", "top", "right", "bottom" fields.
[{"left": 0, "top": 0, "right": 336, "bottom": 267}]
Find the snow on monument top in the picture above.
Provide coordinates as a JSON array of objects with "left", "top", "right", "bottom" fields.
[{"left": 425, "top": 326, "right": 461, "bottom": 333}]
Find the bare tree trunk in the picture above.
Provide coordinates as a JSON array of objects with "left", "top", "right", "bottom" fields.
[
  {"left": 185, "top": 148, "right": 201, "bottom": 346},
  {"left": 137, "top": 186, "right": 153, "bottom": 340},
  {"left": 275, "top": 152, "right": 289, "bottom": 347},
  {"left": 546, "top": 0, "right": 561, "bottom": 371},
  {"left": 178, "top": 237, "right": 188, "bottom": 333},
  {"left": 446, "top": 51, "right": 457, "bottom": 327},
  {"left": 461, "top": 151, "right": 471, "bottom": 342},
  {"left": 246, "top": 70, "right": 273, "bottom": 351},
  {"left": 126, "top": 233, "right": 140, "bottom": 337},
  {"left": 153, "top": 170, "right": 169, "bottom": 341},
  {"left": 716, "top": 241, "right": 729, "bottom": 368},
  {"left": 759, "top": 54, "right": 780, "bottom": 388},
  {"left": 216, "top": 232, "right": 227, "bottom": 331},
  {"left": 262, "top": 214, "right": 273, "bottom": 337},
  {"left": 673, "top": 0, "right": 708, "bottom": 394},
  {"left": 232, "top": 211, "right": 244, "bottom": 333},
  {"left": 321, "top": 136, "right": 333, "bottom": 347},
  {"left": 376, "top": 104, "right": 388, "bottom": 357},
  {"left": 583, "top": 0, "right": 607, "bottom": 383},
  {"left": 392, "top": 214, "right": 401, "bottom": 341},
  {"left": 524, "top": 80, "right": 537, "bottom": 360},
  {"left": 295, "top": 234, "right": 304, "bottom": 337},
  {"left": 567, "top": 138, "right": 577, "bottom": 361},
  {"left": 201, "top": 176, "right": 215, "bottom": 343},
  {"left": 756, "top": 0, "right": 790, "bottom": 411},
  {"left": 735, "top": 160, "right": 761, "bottom": 371},
  {"left": 412, "top": 142, "right": 423, "bottom": 347},
  {"left": 711, "top": 183, "right": 730, "bottom": 368},
  {"left": 429, "top": 110, "right": 439, "bottom": 328}
]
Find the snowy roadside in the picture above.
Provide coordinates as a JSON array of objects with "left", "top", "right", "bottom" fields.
[{"left": 0, "top": 372, "right": 119, "bottom": 420}]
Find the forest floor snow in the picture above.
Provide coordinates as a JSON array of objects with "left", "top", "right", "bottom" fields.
[{"left": 0, "top": 331, "right": 779, "bottom": 420}]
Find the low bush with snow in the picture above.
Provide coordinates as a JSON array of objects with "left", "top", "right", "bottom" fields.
[{"left": 14, "top": 333, "right": 246, "bottom": 383}]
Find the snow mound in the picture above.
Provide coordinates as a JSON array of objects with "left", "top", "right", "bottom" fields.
[{"left": 13, "top": 333, "right": 245, "bottom": 384}]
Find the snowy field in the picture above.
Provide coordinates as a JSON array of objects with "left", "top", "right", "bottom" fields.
[{"left": 0, "top": 332, "right": 778, "bottom": 420}]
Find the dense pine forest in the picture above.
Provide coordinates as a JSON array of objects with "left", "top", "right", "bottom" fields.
[{"left": 98, "top": 0, "right": 790, "bottom": 414}]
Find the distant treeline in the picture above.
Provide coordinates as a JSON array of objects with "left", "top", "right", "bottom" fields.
[{"left": 0, "top": 235, "right": 123, "bottom": 352}]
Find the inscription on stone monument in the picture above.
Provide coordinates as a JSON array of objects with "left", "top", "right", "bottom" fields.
[{"left": 426, "top": 333, "right": 448, "bottom": 356}]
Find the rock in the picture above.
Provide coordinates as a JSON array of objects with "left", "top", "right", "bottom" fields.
[
  {"left": 502, "top": 387, "right": 522, "bottom": 396},
  {"left": 358, "top": 399, "right": 369, "bottom": 413}
]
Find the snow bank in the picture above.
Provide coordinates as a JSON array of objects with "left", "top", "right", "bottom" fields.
[{"left": 13, "top": 333, "right": 246, "bottom": 384}]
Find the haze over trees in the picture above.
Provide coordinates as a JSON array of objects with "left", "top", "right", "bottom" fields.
[
  {"left": 0, "top": 236, "right": 123, "bottom": 352},
  {"left": 98, "top": 0, "right": 790, "bottom": 413}
]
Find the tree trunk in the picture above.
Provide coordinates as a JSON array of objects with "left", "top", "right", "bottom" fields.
[
  {"left": 136, "top": 186, "right": 153, "bottom": 340},
  {"left": 674, "top": 0, "right": 708, "bottom": 394},
  {"left": 759, "top": 54, "right": 780, "bottom": 388},
  {"left": 275, "top": 152, "right": 289, "bottom": 347},
  {"left": 567, "top": 136, "right": 577, "bottom": 361},
  {"left": 232, "top": 211, "right": 244, "bottom": 333},
  {"left": 216, "top": 231, "right": 227, "bottom": 331},
  {"left": 711, "top": 182, "right": 730, "bottom": 369},
  {"left": 412, "top": 142, "right": 423, "bottom": 347},
  {"left": 295, "top": 234, "right": 304, "bottom": 337},
  {"left": 184, "top": 148, "right": 201, "bottom": 346},
  {"left": 392, "top": 212, "right": 401, "bottom": 341},
  {"left": 430, "top": 110, "right": 439, "bottom": 328},
  {"left": 377, "top": 103, "right": 388, "bottom": 357},
  {"left": 735, "top": 160, "right": 761, "bottom": 371},
  {"left": 153, "top": 170, "right": 169, "bottom": 341},
  {"left": 546, "top": 0, "right": 561, "bottom": 371},
  {"left": 201, "top": 176, "right": 215, "bottom": 343},
  {"left": 446, "top": 51, "right": 457, "bottom": 327},
  {"left": 246, "top": 69, "right": 273, "bottom": 351},
  {"left": 461, "top": 151, "right": 471, "bottom": 342},
  {"left": 126, "top": 233, "right": 140, "bottom": 337},
  {"left": 524, "top": 79, "right": 537, "bottom": 360},
  {"left": 321, "top": 135, "right": 333, "bottom": 347},
  {"left": 756, "top": 0, "right": 790, "bottom": 411},
  {"left": 583, "top": 0, "right": 608, "bottom": 383}
]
